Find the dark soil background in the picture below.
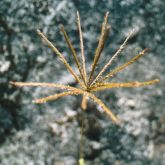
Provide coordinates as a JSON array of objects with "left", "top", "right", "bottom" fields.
[{"left": 0, "top": 0, "right": 164, "bottom": 165}]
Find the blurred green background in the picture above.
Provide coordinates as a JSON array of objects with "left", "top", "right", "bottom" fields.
[{"left": 0, "top": 0, "right": 164, "bottom": 164}]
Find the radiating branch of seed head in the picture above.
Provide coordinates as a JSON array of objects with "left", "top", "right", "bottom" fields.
[
  {"left": 91, "top": 30, "right": 134, "bottom": 86},
  {"left": 10, "top": 81, "right": 80, "bottom": 91},
  {"left": 90, "top": 79, "right": 160, "bottom": 92},
  {"left": 33, "top": 91, "right": 81, "bottom": 103},
  {"left": 60, "top": 25, "right": 86, "bottom": 85},
  {"left": 77, "top": 11, "right": 87, "bottom": 85},
  {"left": 87, "top": 92, "right": 120, "bottom": 124},
  {"left": 88, "top": 12, "right": 110, "bottom": 84},
  {"left": 101, "top": 48, "right": 149, "bottom": 82},
  {"left": 37, "top": 29, "right": 84, "bottom": 87}
]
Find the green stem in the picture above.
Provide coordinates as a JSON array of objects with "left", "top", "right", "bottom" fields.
[{"left": 79, "top": 111, "right": 85, "bottom": 165}]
